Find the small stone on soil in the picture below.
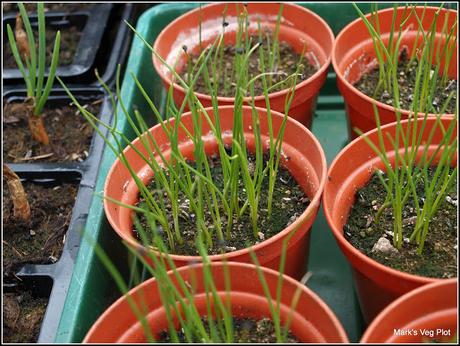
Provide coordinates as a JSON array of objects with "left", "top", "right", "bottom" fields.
[
  {"left": 402, "top": 216, "right": 418, "bottom": 226},
  {"left": 371, "top": 237, "right": 399, "bottom": 255},
  {"left": 446, "top": 195, "right": 457, "bottom": 207}
]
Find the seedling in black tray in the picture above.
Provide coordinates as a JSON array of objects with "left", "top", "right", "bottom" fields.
[
  {"left": 3, "top": 164, "right": 31, "bottom": 223},
  {"left": 6, "top": 2, "right": 60, "bottom": 145},
  {"left": 3, "top": 3, "right": 112, "bottom": 83}
]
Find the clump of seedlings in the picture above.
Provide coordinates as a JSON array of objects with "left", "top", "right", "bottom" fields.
[
  {"left": 353, "top": 3, "right": 457, "bottom": 114},
  {"left": 4, "top": 2, "right": 104, "bottom": 163},
  {"left": 181, "top": 4, "right": 317, "bottom": 97},
  {"left": 345, "top": 4, "right": 457, "bottom": 278},
  {"left": 6, "top": 2, "right": 60, "bottom": 145},
  {"left": 60, "top": 18, "right": 309, "bottom": 256},
  {"left": 89, "top": 215, "right": 309, "bottom": 343}
]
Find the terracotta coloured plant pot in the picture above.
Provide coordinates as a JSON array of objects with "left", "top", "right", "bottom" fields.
[
  {"left": 333, "top": 6, "right": 457, "bottom": 140},
  {"left": 84, "top": 262, "right": 349, "bottom": 343},
  {"left": 323, "top": 116, "right": 457, "bottom": 324},
  {"left": 152, "top": 3, "right": 334, "bottom": 129},
  {"left": 361, "top": 279, "right": 458, "bottom": 343},
  {"left": 104, "top": 106, "right": 327, "bottom": 280}
]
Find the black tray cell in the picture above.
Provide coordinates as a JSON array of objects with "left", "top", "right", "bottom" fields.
[
  {"left": 3, "top": 171, "right": 82, "bottom": 276},
  {"left": 2, "top": 4, "right": 112, "bottom": 81},
  {"left": 3, "top": 88, "right": 109, "bottom": 167},
  {"left": 91, "top": 4, "right": 135, "bottom": 87},
  {"left": 3, "top": 275, "right": 54, "bottom": 343}
]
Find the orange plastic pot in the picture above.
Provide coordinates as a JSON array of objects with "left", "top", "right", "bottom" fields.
[
  {"left": 323, "top": 116, "right": 457, "bottom": 324},
  {"left": 361, "top": 279, "right": 458, "bottom": 343},
  {"left": 104, "top": 106, "right": 327, "bottom": 280},
  {"left": 152, "top": 3, "right": 334, "bottom": 129},
  {"left": 84, "top": 262, "right": 349, "bottom": 343},
  {"left": 333, "top": 6, "right": 457, "bottom": 139}
]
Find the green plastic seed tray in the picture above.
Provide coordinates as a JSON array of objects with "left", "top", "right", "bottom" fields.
[{"left": 54, "top": 3, "right": 404, "bottom": 342}]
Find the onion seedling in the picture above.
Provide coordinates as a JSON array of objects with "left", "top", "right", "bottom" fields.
[
  {"left": 187, "top": 4, "right": 305, "bottom": 97},
  {"left": 3, "top": 164, "right": 30, "bottom": 223},
  {"left": 88, "top": 212, "right": 309, "bottom": 342},
  {"left": 6, "top": 2, "right": 61, "bottom": 145},
  {"left": 354, "top": 3, "right": 458, "bottom": 255},
  {"left": 353, "top": 2, "right": 457, "bottom": 114},
  {"left": 60, "top": 16, "right": 304, "bottom": 255}
]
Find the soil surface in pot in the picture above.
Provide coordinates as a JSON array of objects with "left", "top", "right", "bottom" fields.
[
  {"left": 181, "top": 38, "right": 317, "bottom": 97},
  {"left": 3, "top": 98, "right": 102, "bottom": 163},
  {"left": 354, "top": 49, "right": 457, "bottom": 114},
  {"left": 3, "top": 23, "right": 83, "bottom": 68},
  {"left": 3, "top": 289, "right": 48, "bottom": 343},
  {"left": 159, "top": 317, "right": 299, "bottom": 343},
  {"left": 344, "top": 168, "right": 457, "bottom": 278},
  {"left": 136, "top": 153, "right": 310, "bottom": 256},
  {"left": 2, "top": 3, "right": 94, "bottom": 13},
  {"left": 3, "top": 180, "right": 78, "bottom": 277}
]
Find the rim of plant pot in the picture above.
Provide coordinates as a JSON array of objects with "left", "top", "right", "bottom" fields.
[
  {"left": 332, "top": 6, "right": 457, "bottom": 119},
  {"left": 83, "top": 262, "right": 349, "bottom": 343},
  {"left": 361, "top": 278, "right": 458, "bottom": 343},
  {"left": 152, "top": 2, "right": 334, "bottom": 105},
  {"left": 323, "top": 116, "right": 457, "bottom": 290},
  {"left": 103, "top": 105, "right": 327, "bottom": 272}
]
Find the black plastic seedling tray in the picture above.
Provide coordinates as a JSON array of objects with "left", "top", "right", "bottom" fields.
[
  {"left": 3, "top": 86, "right": 113, "bottom": 343},
  {"left": 2, "top": 4, "right": 112, "bottom": 83},
  {"left": 90, "top": 3, "right": 135, "bottom": 87},
  {"left": 3, "top": 87, "right": 111, "bottom": 169},
  {"left": 2, "top": 4, "right": 137, "bottom": 344},
  {"left": 1, "top": 2, "right": 98, "bottom": 15},
  {"left": 4, "top": 171, "right": 82, "bottom": 342}
]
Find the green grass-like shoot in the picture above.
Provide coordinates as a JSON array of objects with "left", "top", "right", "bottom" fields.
[
  {"left": 353, "top": 3, "right": 458, "bottom": 255},
  {"left": 86, "top": 208, "right": 309, "bottom": 342},
  {"left": 59, "top": 9, "right": 303, "bottom": 254},
  {"left": 7, "top": 2, "right": 60, "bottom": 116},
  {"left": 353, "top": 3, "right": 457, "bottom": 114}
]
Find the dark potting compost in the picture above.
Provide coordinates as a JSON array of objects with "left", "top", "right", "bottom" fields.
[
  {"left": 3, "top": 98, "right": 102, "bottom": 163},
  {"left": 3, "top": 290, "right": 48, "bottom": 343},
  {"left": 354, "top": 49, "right": 457, "bottom": 114},
  {"left": 158, "top": 317, "right": 299, "bottom": 343},
  {"left": 344, "top": 168, "right": 457, "bottom": 278},
  {"left": 3, "top": 180, "right": 78, "bottom": 276},
  {"left": 135, "top": 153, "right": 310, "bottom": 255},
  {"left": 181, "top": 39, "right": 317, "bottom": 97},
  {"left": 3, "top": 24, "right": 83, "bottom": 68}
]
